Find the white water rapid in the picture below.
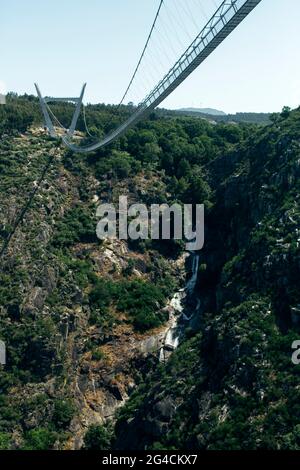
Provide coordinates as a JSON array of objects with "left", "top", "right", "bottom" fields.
[{"left": 159, "top": 252, "right": 200, "bottom": 362}]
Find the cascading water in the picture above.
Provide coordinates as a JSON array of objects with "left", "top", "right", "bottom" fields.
[
  {"left": 159, "top": 252, "right": 200, "bottom": 362},
  {"left": 186, "top": 255, "right": 199, "bottom": 294},
  {"left": 169, "top": 290, "right": 185, "bottom": 312},
  {"left": 164, "top": 328, "right": 180, "bottom": 350}
]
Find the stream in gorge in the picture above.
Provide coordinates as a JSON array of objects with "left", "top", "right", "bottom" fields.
[{"left": 159, "top": 252, "right": 200, "bottom": 362}]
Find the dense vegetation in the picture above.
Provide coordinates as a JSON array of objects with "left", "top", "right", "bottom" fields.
[
  {"left": 0, "top": 94, "right": 299, "bottom": 450},
  {"left": 113, "top": 106, "right": 300, "bottom": 450}
]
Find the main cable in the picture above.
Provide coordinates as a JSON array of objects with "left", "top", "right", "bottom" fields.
[
  {"left": 0, "top": 147, "right": 57, "bottom": 260},
  {"left": 117, "top": 0, "right": 164, "bottom": 108}
]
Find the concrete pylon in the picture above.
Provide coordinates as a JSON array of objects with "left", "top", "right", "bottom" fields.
[
  {"left": 68, "top": 83, "right": 86, "bottom": 136},
  {"left": 34, "top": 83, "right": 87, "bottom": 138},
  {"left": 35, "top": 83, "right": 56, "bottom": 137}
]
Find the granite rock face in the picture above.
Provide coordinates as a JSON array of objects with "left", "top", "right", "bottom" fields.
[
  {"left": 0, "top": 130, "right": 188, "bottom": 450},
  {"left": 114, "top": 110, "right": 300, "bottom": 451},
  {"left": 1, "top": 106, "right": 300, "bottom": 451}
]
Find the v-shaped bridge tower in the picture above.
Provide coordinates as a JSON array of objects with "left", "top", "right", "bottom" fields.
[{"left": 35, "top": 83, "right": 86, "bottom": 138}]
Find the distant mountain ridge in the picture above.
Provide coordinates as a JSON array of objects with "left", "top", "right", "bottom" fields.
[
  {"left": 179, "top": 107, "right": 226, "bottom": 116},
  {"left": 175, "top": 107, "right": 271, "bottom": 125}
]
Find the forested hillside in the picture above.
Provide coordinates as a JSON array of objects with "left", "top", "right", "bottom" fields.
[
  {"left": 114, "top": 106, "right": 300, "bottom": 450},
  {"left": 0, "top": 95, "right": 299, "bottom": 450}
]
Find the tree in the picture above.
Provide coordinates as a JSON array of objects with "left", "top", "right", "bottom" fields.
[
  {"left": 83, "top": 424, "right": 112, "bottom": 450},
  {"left": 0, "top": 433, "right": 11, "bottom": 450},
  {"left": 52, "top": 399, "right": 76, "bottom": 429},
  {"left": 23, "top": 428, "right": 56, "bottom": 450},
  {"left": 281, "top": 106, "right": 291, "bottom": 119}
]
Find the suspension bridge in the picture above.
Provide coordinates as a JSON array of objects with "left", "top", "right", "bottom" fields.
[{"left": 36, "top": 0, "right": 262, "bottom": 154}]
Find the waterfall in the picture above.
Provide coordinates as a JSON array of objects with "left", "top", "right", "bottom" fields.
[
  {"left": 159, "top": 347, "right": 165, "bottom": 362},
  {"left": 164, "top": 328, "right": 180, "bottom": 350},
  {"left": 169, "top": 290, "right": 185, "bottom": 312},
  {"left": 186, "top": 254, "right": 199, "bottom": 294},
  {"left": 159, "top": 252, "right": 200, "bottom": 361}
]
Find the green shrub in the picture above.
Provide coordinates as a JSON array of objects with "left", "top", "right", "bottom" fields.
[
  {"left": 0, "top": 432, "right": 11, "bottom": 450},
  {"left": 117, "top": 279, "right": 166, "bottom": 331},
  {"left": 52, "top": 206, "right": 97, "bottom": 247},
  {"left": 83, "top": 424, "right": 112, "bottom": 450},
  {"left": 89, "top": 278, "right": 167, "bottom": 332},
  {"left": 91, "top": 348, "right": 106, "bottom": 361},
  {"left": 52, "top": 399, "right": 76, "bottom": 429},
  {"left": 95, "top": 150, "right": 141, "bottom": 179},
  {"left": 22, "top": 428, "right": 57, "bottom": 450}
]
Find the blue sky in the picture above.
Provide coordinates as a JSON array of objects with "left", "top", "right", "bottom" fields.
[{"left": 1, "top": 0, "right": 299, "bottom": 113}]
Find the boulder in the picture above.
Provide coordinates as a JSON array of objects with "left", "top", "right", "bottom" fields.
[
  {"left": 41, "top": 266, "right": 56, "bottom": 293},
  {"left": 153, "top": 397, "right": 176, "bottom": 420},
  {"left": 22, "top": 287, "right": 46, "bottom": 314}
]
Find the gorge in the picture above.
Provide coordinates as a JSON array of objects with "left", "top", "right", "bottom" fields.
[{"left": 0, "top": 95, "right": 300, "bottom": 451}]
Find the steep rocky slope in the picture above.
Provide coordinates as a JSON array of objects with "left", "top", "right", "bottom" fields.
[
  {"left": 114, "top": 108, "right": 300, "bottom": 450},
  {"left": 1, "top": 100, "right": 300, "bottom": 451},
  {"left": 0, "top": 129, "right": 194, "bottom": 449}
]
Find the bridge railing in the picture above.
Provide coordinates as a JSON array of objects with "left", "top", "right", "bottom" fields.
[
  {"left": 62, "top": 0, "right": 262, "bottom": 152},
  {"left": 142, "top": 0, "right": 259, "bottom": 110}
]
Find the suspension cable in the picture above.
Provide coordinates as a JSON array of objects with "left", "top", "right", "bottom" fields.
[
  {"left": 45, "top": 102, "right": 68, "bottom": 133},
  {"left": 82, "top": 104, "right": 95, "bottom": 137},
  {"left": 47, "top": 0, "right": 262, "bottom": 153},
  {"left": 117, "top": 0, "right": 164, "bottom": 108},
  {"left": 0, "top": 148, "right": 57, "bottom": 260}
]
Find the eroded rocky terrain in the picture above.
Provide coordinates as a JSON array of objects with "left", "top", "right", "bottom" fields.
[{"left": 1, "top": 98, "right": 300, "bottom": 450}]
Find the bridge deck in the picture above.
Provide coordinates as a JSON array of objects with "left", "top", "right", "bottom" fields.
[{"left": 59, "top": 0, "right": 262, "bottom": 152}]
